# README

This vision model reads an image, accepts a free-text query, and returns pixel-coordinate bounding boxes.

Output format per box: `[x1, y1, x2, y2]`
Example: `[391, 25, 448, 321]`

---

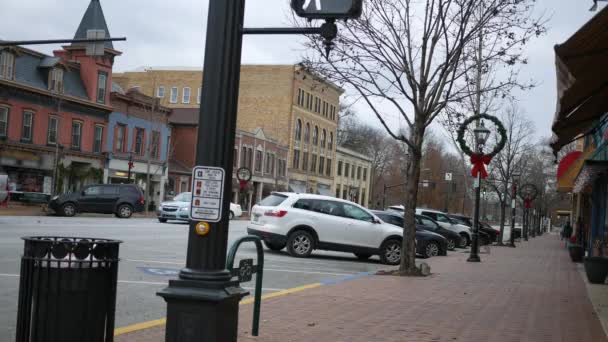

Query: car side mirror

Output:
[81, 191, 86, 196]
[373, 218, 381, 224]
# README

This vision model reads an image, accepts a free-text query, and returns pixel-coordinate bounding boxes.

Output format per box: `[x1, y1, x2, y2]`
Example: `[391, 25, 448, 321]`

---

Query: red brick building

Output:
[0, 0, 120, 197]
[168, 108, 289, 212]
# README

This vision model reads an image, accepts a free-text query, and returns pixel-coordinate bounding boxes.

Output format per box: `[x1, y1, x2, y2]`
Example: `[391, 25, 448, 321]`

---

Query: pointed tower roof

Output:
[72, 0, 113, 49]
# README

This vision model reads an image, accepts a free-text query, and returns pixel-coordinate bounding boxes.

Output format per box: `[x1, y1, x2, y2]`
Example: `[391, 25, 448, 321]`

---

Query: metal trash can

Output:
[16, 236, 122, 342]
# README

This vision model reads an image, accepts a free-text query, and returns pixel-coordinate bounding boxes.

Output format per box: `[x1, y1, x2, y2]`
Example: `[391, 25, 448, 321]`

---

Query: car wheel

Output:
[264, 241, 285, 251]
[229, 211, 235, 220]
[61, 203, 76, 217]
[458, 234, 469, 248]
[424, 242, 440, 258]
[380, 239, 401, 265]
[158, 218, 168, 223]
[446, 238, 456, 251]
[286, 231, 314, 258]
[117, 204, 133, 219]
[354, 253, 372, 260]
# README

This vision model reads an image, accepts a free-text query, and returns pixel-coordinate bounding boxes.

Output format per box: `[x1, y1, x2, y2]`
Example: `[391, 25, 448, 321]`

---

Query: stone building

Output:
[333, 146, 372, 207]
[114, 65, 342, 198]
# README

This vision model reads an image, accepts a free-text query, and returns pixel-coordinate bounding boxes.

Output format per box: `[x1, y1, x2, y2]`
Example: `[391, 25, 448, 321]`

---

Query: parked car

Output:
[157, 192, 192, 222]
[371, 210, 448, 258]
[416, 208, 472, 248]
[415, 215, 462, 251]
[448, 214, 499, 245]
[387, 205, 404, 214]
[230, 203, 243, 220]
[0, 174, 8, 203]
[247, 192, 407, 265]
[49, 184, 145, 218]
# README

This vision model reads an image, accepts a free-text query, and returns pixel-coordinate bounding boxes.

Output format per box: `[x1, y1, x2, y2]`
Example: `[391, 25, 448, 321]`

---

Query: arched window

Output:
[295, 119, 302, 141]
[304, 122, 310, 143]
[328, 132, 334, 150]
[313, 126, 319, 145]
[321, 129, 326, 148]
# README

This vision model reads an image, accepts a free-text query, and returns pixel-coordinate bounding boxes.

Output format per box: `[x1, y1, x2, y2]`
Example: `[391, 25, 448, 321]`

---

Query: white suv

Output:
[416, 208, 472, 247]
[247, 193, 406, 265]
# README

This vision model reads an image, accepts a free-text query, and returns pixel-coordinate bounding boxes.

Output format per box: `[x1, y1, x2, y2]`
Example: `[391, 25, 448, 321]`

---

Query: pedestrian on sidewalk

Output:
[562, 221, 572, 246]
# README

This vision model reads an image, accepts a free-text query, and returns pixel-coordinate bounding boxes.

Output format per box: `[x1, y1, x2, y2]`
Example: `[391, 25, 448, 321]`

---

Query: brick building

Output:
[113, 65, 342, 197]
[167, 108, 288, 213]
[0, 0, 120, 198]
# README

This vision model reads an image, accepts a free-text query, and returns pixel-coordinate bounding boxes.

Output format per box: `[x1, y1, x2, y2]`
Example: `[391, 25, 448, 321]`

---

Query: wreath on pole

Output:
[456, 114, 508, 179]
[518, 183, 538, 209]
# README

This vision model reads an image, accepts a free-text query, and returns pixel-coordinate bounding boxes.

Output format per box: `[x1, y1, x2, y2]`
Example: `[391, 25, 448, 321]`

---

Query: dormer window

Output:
[49, 68, 64, 93]
[0, 50, 15, 80]
[97, 71, 108, 104]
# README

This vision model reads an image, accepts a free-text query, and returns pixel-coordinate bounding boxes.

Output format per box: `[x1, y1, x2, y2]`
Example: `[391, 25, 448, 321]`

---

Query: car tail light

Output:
[139, 195, 144, 205]
[264, 210, 287, 217]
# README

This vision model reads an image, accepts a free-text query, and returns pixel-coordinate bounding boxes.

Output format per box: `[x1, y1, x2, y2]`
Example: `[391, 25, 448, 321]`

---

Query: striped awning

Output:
[557, 148, 594, 192]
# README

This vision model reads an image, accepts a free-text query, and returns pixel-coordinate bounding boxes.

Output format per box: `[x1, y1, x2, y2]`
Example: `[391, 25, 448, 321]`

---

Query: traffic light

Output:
[291, 0, 363, 19]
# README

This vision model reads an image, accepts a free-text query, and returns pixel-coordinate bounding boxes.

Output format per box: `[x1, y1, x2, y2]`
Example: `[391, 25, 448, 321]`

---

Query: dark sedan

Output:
[415, 215, 463, 251]
[372, 211, 448, 258]
[448, 214, 498, 244]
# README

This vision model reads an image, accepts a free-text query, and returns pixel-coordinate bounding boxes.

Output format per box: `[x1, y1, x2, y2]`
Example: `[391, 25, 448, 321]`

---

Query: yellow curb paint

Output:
[113, 282, 322, 336]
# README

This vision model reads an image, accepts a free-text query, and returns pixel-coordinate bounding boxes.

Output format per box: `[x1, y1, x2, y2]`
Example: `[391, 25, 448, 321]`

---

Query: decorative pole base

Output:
[467, 255, 481, 262]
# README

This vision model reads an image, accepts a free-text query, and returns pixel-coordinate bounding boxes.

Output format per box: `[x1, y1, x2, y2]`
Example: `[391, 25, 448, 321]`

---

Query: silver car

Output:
[157, 192, 192, 223]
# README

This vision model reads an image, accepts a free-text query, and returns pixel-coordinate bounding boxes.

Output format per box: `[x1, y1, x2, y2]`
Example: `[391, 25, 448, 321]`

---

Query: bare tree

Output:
[302, 0, 545, 274]
[485, 103, 535, 243]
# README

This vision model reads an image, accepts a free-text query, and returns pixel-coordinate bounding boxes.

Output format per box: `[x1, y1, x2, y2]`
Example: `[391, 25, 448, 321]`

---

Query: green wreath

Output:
[456, 114, 507, 158]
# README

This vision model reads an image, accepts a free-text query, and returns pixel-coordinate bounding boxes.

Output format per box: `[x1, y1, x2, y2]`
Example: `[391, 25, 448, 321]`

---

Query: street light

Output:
[467, 121, 491, 263]
[508, 172, 521, 247]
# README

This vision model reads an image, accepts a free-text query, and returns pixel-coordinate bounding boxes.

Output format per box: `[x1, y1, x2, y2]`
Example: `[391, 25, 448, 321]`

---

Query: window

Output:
[233, 147, 238, 168]
[259, 193, 288, 206]
[313, 126, 318, 145]
[315, 97, 320, 113]
[304, 123, 310, 143]
[306, 93, 311, 109]
[302, 151, 309, 171]
[47, 116, 58, 145]
[295, 119, 302, 141]
[363, 168, 367, 181]
[0, 51, 15, 80]
[319, 156, 325, 175]
[293, 198, 314, 211]
[342, 203, 373, 222]
[240, 146, 247, 168]
[93, 125, 103, 153]
[49, 68, 64, 93]
[102, 185, 120, 195]
[351, 165, 355, 178]
[150, 131, 161, 159]
[321, 129, 326, 148]
[312, 200, 343, 216]
[311, 154, 317, 172]
[328, 132, 333, 150]
[255, 150, 263, 172]
[134, 128, 145, 155]
[326, 159, 331, 176]
[434, 213, 453, 224]
[337, 161, 342, 176]
[336, 188, 340, 198]
[115, 124, 126, 152]
[419, 216, 439, 229]
[344, 163, 350, 178]
[84, 186, 102, 196]
[297, 89, 304, 106]
[197, 88, 201, 104]
[343, 189, 347, 199]
[157, 86, 165, 98]
[21, 111, 33, 142]
[361, 191, 366, 207]
[293, 149, 300, 169]
[0, 106, 8, 137]
[170, 87, 178, 103]
[97, 71, 107, 104]
[182, 87, 191, 104]
[357, 166, 361, 180]
[71, 121, 82, 149]
[247, 147, 253, 169]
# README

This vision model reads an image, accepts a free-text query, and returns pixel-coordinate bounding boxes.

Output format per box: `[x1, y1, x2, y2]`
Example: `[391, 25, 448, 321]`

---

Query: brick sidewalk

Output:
[116, 235, 607, 342]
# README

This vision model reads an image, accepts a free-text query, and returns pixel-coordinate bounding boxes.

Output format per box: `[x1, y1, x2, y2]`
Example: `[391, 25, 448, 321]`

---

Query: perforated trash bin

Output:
[16, 237, 122, 342]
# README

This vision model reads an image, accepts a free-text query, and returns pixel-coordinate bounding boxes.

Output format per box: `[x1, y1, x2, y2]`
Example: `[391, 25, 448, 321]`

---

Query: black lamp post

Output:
[508, 172, 520, 247]
[467, 121, 491, 263]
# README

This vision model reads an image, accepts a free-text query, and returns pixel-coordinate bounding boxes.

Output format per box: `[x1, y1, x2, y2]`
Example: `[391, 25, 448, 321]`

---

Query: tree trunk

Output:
[399, 123, 424, 275]
[498, 200, 506, 245]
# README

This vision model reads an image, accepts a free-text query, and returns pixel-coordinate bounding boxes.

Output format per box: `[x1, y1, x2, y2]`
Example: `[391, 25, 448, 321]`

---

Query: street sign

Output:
[291, 0, 363, 19]
[445, 173, 453, 181]
[190, 166, 225, 222]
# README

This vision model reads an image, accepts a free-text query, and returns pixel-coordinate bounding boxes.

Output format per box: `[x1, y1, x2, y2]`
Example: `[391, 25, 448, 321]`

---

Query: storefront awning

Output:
[552, 6, 608, 152]
[557, 148, 594, 192]
[573, 142, 608, 193]
[1, 149, 41, 161]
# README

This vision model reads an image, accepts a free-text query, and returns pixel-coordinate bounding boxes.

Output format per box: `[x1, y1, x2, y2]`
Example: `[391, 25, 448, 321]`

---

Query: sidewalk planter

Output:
[584, 256, 608, 284]
[568, 244, 584, 262]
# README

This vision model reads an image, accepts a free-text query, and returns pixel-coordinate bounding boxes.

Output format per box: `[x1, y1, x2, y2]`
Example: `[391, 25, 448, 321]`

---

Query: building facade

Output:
[113, 65, 342, 197]
[0, 0, 119, 199]
[333, 146, 372, 207]
[105, 88, 171, 207]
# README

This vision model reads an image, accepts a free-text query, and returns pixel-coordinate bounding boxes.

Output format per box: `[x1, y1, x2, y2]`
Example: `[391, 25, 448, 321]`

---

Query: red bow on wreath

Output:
[470, 153, 492, 179]
[524, 198, 532, 209]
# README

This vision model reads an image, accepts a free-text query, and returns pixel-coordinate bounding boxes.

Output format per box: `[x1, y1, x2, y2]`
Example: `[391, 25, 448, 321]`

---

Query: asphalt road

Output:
[0, 216, 389, 340]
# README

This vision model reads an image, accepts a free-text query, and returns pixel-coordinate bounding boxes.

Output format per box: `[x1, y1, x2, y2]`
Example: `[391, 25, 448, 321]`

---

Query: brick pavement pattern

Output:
[116, 235, 607, 342]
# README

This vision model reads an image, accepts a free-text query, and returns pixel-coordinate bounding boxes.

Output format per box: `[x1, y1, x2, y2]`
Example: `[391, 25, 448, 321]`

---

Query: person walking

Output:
[562, 221, 573, 246]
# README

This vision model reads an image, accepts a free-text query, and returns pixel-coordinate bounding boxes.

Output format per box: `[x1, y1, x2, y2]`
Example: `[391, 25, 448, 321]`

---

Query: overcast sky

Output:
[1, 0, 602, 141]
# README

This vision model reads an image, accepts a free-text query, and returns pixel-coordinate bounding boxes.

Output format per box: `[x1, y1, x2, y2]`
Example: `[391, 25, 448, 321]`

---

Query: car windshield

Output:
[173, 192, 192, 202]
[259, 194, 288, 206]
[450, 216, 468, 225]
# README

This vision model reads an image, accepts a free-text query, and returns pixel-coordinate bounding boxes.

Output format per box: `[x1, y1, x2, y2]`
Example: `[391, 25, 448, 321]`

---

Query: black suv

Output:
[49, 184, 145, 218]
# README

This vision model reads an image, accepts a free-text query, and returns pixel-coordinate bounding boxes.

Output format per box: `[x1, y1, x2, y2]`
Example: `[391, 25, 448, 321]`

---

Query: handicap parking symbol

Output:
[138, 267, 180, 277]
